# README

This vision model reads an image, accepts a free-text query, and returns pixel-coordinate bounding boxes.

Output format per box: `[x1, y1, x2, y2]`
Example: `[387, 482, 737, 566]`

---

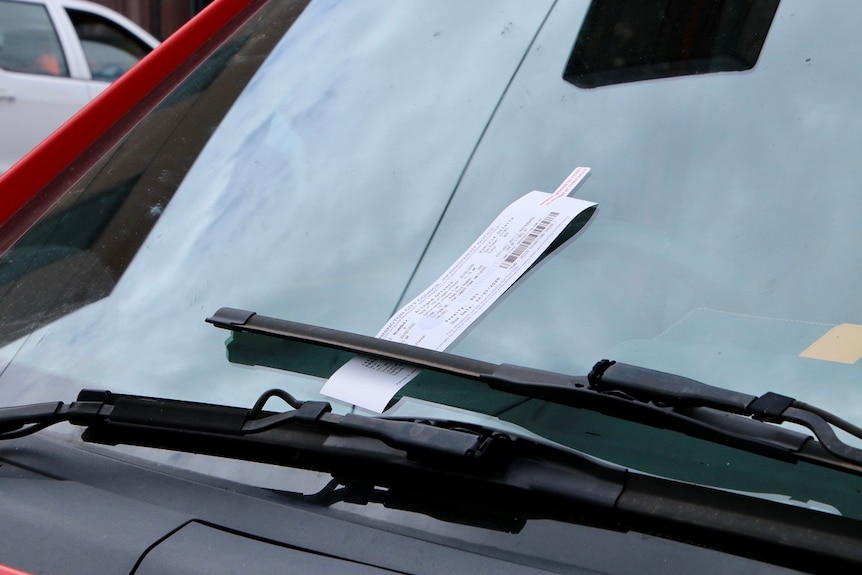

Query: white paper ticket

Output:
[321, 168, 595, 412]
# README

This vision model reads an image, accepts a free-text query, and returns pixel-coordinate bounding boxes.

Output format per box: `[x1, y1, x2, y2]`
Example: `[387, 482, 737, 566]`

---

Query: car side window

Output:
[0, 0, 69, 77]
[66, 8, 150, 81]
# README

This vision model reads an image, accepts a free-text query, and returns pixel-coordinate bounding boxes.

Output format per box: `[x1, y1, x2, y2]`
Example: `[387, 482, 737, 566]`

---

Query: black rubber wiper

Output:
[206, 307, 862, 474]
[0, 389, 497, 463]
[589, 359, 862, 467]
[1, 386, 861, 572]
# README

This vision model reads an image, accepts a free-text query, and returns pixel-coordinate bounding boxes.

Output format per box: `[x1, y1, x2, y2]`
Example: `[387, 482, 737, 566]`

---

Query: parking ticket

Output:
[322, 167, 596, 412]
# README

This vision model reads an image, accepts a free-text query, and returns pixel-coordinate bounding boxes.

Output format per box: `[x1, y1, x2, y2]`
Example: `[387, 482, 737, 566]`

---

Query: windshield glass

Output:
[1, 0, 861, 514]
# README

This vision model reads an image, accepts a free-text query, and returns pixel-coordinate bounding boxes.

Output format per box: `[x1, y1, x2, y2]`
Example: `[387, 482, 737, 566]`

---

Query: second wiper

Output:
[207, 307, 862, 473]
[4, 386, 862, 572]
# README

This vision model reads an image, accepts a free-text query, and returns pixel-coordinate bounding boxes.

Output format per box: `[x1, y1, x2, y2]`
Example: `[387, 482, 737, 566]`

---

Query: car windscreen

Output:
[0, 0, 860, 515]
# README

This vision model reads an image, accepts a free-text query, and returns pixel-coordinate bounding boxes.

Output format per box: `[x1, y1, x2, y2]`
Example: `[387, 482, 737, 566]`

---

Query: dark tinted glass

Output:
[564, 0, 781, 88]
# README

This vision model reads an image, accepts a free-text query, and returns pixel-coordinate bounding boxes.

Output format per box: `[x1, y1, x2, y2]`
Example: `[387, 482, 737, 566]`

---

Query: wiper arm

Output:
[2, 387, 862, 572]
[589, 360, 862, 466]
[0, 390, 495, 463]
[0, 388, 626, 527]
[206, 307, 862, 472]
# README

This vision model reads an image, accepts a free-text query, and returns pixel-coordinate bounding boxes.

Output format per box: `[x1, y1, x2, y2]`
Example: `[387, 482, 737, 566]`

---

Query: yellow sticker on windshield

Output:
[799, 324, 862, 364]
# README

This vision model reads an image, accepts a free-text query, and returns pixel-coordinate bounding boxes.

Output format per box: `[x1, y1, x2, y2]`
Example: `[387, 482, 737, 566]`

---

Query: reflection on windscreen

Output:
[0, 1, 294, 346]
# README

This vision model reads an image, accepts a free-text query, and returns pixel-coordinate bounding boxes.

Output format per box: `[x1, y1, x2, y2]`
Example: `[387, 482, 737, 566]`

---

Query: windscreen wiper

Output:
[206, 307, 862, 473]
[1, 387, 861, 572]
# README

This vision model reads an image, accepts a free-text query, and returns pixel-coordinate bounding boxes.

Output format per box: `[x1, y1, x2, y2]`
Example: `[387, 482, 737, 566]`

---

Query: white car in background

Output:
[0, 0, 158, 173]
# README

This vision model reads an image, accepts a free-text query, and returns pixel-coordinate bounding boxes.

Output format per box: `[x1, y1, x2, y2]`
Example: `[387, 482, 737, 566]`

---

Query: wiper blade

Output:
[207, 307, 862, 472]
[2, 387, 862, 572]
[0, 390, 494, 462]
[0, 388, 626, 526]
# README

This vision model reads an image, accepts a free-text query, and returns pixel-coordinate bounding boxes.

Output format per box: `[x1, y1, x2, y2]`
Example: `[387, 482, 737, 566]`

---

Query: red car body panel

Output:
[0, 0, 260, 252]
